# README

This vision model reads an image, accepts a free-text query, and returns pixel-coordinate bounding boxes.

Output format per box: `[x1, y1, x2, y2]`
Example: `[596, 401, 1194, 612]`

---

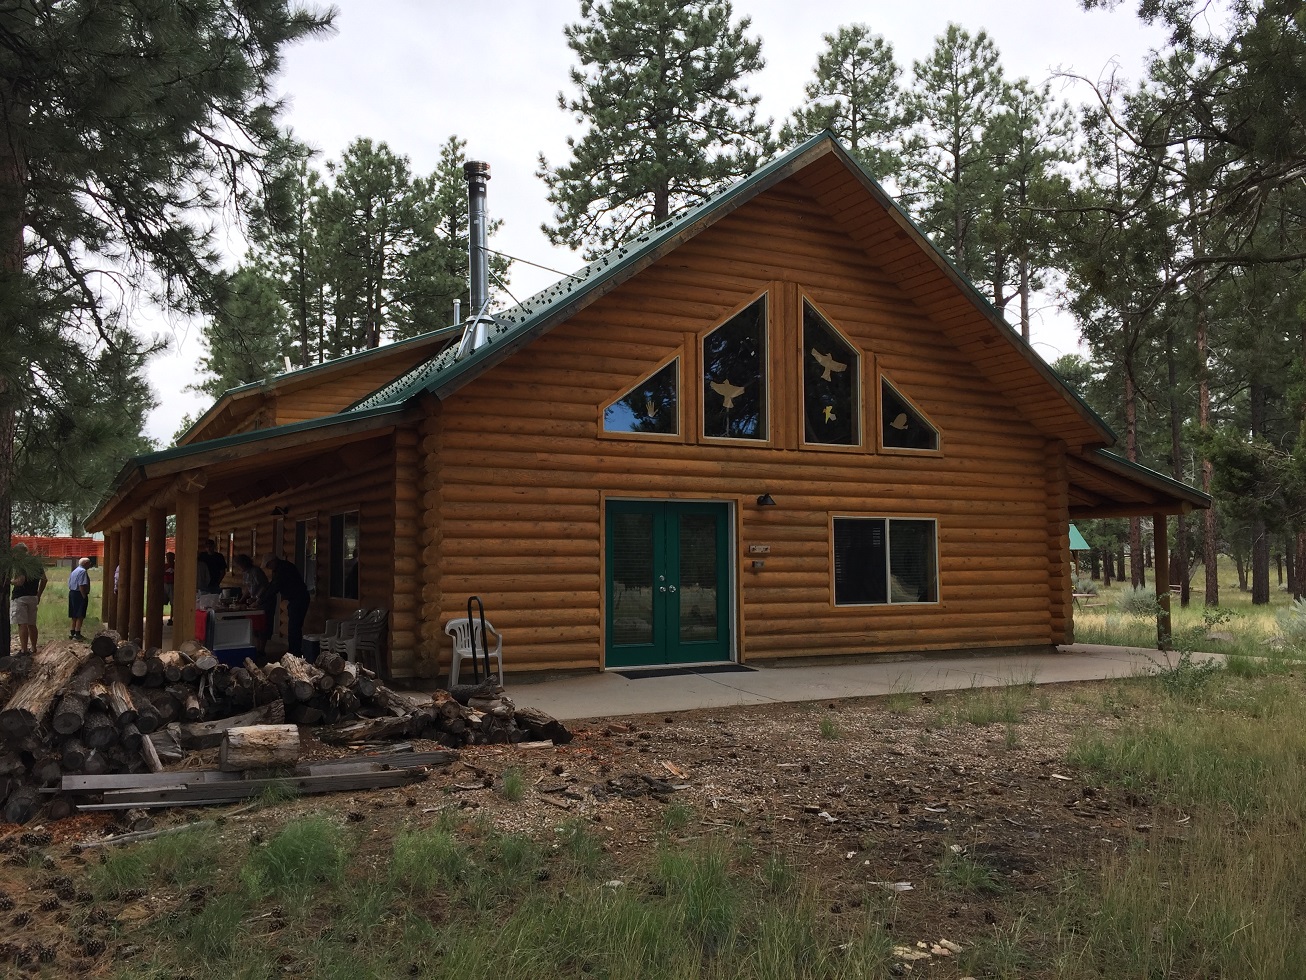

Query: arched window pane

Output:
[803, 301, 859, 445]
[881, 378, 939, 450]
[604, 359, 679, 435]
[703, 297, 767, 440]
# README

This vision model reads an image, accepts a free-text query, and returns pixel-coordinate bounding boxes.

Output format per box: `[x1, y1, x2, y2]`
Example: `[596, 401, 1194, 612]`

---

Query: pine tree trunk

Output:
[1019, 253, 1031, 343]
[1124, 370, 1144, 588]
[1101, 548, 1111, 587]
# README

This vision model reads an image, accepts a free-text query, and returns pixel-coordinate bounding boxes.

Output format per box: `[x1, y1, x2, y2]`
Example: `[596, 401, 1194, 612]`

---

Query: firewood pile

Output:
[0, 631, 571, 824]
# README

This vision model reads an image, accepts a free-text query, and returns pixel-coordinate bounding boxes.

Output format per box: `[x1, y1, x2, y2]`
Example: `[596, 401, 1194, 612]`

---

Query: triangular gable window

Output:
[881, 377, 939, 451]
[603, 358, 679, 436]
[802, 300, 859, 446]
[703, 296, 767, 441]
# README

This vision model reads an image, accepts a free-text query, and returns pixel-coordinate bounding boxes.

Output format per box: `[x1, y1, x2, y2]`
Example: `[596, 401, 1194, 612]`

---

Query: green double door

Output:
[605, 501, 732, 667]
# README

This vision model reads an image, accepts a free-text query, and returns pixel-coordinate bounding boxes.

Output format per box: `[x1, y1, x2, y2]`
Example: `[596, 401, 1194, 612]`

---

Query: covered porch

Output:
[85, 407, 422, 677]
[1067, 448, 1211, 650]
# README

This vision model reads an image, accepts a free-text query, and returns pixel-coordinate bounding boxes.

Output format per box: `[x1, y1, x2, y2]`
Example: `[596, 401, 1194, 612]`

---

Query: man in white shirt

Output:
[67, 557, 91, 641]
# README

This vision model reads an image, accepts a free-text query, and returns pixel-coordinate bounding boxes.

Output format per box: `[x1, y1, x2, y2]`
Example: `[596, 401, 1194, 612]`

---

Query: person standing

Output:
[9, 544, 47, 655]
[199, 539, 227, 594]
[163, 551, 175, 625]
[259, 555, 310, 655]
[67, 557, 92, 641]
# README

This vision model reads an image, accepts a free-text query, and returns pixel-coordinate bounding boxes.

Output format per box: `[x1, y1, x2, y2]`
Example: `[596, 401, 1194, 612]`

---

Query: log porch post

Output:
[102, 530, 119, 628]
[145, 507, 166, 649]
[171, 483, 201, 648]
[1154, 512, 1172, 651]
[115, 523, 133, 636]
[127, 516, 146, 643]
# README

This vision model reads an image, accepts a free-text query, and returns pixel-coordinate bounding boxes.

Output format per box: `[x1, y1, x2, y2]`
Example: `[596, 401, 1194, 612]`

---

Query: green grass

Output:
[499, 765, 525, 801]
[240, 814, 348, 898]
[89, 826, 222, 899]
[1051, 671, 1306, 978]
[818, 715, 841, 739]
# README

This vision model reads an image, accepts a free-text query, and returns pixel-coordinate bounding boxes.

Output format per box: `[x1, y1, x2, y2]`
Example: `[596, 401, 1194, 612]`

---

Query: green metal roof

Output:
[1068, 523, 1090, 550]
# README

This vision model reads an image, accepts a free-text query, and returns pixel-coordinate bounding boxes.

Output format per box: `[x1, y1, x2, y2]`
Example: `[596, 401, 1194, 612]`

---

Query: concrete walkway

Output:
[510, 645, 1218, 722]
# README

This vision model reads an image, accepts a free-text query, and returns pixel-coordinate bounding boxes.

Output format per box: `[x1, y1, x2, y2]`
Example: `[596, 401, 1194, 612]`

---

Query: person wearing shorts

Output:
[9, 543, 46, 654]
[67, 557, 91, 641]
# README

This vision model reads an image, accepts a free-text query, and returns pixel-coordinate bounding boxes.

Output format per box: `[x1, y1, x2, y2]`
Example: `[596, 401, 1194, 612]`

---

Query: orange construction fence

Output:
[12, 535, 178, 563]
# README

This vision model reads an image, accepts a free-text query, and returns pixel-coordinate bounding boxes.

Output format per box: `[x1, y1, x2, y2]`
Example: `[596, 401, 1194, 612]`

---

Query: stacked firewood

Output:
[0, 631, 570, 824]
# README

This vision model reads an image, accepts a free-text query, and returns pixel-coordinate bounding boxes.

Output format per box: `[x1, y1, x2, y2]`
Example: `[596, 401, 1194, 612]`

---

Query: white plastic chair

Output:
[340, 609, 387, 672]
[444, 617, 504, 687]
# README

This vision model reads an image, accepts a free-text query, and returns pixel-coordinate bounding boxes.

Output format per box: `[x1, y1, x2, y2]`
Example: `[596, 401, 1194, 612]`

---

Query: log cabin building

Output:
[86, 134, 1207, 679]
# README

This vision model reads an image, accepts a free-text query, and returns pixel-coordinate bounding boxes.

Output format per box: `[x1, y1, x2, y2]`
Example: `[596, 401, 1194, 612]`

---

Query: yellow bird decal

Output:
[710, 379, 746, 409]
[810, 349, 847, 382]
[822, 405, 836, 423]
[890, 412, 909, 430]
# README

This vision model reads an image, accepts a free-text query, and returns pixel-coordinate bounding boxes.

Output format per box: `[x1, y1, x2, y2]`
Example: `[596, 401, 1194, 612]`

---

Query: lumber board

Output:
[94, 769, 425, 806]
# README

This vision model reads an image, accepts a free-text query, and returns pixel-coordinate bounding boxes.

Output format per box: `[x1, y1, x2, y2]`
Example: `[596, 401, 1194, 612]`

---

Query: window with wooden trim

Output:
[603, 357, 680, 436]
[329, 511, 359, 600]
[881, 377, 939, 451]
[833, 517, 938, 605]
[802, 300, 859, 445]
[703, 296, 768, 440]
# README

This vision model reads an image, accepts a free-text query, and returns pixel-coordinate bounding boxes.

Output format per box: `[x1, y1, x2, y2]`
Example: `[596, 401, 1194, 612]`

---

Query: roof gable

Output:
[349, 132, 1114, 451]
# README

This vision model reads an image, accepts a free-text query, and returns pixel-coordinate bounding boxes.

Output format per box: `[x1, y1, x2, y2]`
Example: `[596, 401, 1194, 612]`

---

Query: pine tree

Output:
[539, 0, 774, 255]
[0, 0, 332, 644]
[900, 24, 1008, 284]
[194, 262, 291, 398]
[781, 25, 905, 180]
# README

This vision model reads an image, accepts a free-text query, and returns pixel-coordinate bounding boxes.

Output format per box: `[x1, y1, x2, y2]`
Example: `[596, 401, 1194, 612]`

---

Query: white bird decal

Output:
[810, 349, 847, 382]
[890, 412, 909, 430]
[710, 379, 746, 409]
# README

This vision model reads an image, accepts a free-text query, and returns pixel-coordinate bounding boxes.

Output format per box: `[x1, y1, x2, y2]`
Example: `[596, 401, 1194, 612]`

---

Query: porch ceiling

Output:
[87, 413, 404, 531]
[1067, 450, 1209, 518]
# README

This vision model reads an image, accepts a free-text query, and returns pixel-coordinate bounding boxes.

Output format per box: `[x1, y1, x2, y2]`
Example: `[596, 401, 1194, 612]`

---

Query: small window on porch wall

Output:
[603, 358, 679, 436]
[703, 296, 767, 440]
[881, 377, 939, 451]
[329, 511, 359, 600]
[803, 300, 859, 445]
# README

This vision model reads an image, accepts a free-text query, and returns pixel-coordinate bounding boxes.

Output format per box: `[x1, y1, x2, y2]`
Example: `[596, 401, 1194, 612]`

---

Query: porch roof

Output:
[1067, 449, 1210, 518]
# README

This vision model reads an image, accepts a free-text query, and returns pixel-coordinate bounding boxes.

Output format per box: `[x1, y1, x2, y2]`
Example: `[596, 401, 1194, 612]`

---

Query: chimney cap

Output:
[463, 160, 491, 180]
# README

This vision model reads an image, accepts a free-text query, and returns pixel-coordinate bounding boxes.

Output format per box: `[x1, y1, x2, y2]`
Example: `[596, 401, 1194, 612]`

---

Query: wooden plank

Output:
[96, 769, 425, 806]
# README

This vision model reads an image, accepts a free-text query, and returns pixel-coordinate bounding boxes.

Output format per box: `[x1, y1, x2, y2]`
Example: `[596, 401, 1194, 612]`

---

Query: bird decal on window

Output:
[810, 349, 847, 382]
[890, 412, 909, 430]
[710, 379, 746, 409]
[645, 398, 658, 418]
[823, 404, 836, 423]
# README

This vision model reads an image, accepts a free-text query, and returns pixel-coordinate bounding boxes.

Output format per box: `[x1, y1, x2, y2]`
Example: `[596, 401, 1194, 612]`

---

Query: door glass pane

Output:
[678, 514, 719, 643]
[611, 512, 655, 645]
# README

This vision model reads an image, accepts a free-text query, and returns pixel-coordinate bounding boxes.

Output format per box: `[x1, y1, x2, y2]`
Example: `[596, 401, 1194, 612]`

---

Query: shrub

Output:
[1274, 598, 1306, 652]
[1071, 572, 1098, 596]
[1115, 585, 1160, 616]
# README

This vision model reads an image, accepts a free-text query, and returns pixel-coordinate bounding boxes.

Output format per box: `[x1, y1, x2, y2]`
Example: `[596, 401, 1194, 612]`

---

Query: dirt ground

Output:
[0, 680, 1167, 976]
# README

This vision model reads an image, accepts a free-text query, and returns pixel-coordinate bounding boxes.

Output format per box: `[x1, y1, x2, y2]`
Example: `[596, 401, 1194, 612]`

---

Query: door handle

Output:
[659, 586, 667, 593]
[668, 585, 677, 593]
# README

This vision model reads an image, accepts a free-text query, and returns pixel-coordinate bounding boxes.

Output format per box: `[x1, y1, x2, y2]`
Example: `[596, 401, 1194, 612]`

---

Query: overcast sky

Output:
[143, 0, 1170, 442]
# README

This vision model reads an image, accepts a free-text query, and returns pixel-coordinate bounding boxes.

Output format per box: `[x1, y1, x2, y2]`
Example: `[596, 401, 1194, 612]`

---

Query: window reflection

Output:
[703, 297, 767, 440]
[802, 301, 859, 445]
[881, 378, 939, 450]
[603, 359, 679, 435]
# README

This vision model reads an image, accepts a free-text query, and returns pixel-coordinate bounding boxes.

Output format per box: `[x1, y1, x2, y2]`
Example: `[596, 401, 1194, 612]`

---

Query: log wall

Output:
[426, 181, 1067, 670]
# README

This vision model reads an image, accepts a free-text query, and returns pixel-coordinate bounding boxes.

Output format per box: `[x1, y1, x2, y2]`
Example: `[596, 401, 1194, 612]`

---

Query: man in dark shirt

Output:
[199, 539, 227, 594]
[260, 555, 310, 655]
[9, 544, 47, 654]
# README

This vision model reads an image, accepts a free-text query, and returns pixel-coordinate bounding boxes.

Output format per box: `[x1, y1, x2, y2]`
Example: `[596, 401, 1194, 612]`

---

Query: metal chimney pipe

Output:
[464, 161, 491, 318]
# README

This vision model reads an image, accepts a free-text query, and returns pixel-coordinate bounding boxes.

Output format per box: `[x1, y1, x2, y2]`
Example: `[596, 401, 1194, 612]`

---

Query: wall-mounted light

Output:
[756, 493, 776, 507]
[271, 506, 290, 517]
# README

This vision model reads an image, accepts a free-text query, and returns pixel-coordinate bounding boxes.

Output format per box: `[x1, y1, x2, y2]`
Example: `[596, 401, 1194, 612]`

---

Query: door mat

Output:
[616, 664, 757, 680]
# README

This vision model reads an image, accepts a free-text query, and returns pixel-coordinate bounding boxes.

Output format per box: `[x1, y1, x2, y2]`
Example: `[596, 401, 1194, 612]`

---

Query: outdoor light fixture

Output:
[271, 506, 290, 517]
[756, 493, 776, 507]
